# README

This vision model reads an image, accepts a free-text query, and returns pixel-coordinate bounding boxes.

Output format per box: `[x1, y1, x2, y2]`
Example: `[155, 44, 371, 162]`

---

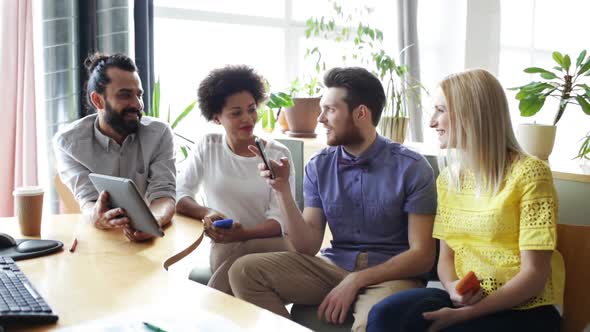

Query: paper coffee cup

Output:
[13, 186, 44, 236]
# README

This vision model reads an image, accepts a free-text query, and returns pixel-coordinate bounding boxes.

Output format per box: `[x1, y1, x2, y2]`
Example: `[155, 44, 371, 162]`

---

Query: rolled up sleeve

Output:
[145, 125, 176, 203]
[53, 136, 98, 207]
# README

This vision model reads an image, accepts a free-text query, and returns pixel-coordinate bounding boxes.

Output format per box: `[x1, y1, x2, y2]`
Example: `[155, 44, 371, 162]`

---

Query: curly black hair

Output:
[197, 65, 267, 121]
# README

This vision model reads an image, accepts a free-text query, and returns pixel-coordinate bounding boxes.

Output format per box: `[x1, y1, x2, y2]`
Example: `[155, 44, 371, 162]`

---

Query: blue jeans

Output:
[367, 288, 561, 332]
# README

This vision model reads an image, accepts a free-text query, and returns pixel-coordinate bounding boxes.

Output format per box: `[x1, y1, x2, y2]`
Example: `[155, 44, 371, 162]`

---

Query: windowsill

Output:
[264, 129, 590, 184]
[403, 142, 590, 183]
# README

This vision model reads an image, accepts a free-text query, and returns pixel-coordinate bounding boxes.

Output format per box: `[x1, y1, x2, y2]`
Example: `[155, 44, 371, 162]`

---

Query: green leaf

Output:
[576, 50, 587, 68]
[514, 82, 553, 93]
[261, 108, 275, 130]
[580, 83, 590, 92]
[375, 29, 383, 41]
[524, 67, 557, 79]
[563, 54, 571, 71]
[519, 95, 546, 116]
[577, 95, 590, 115]
[579, 59, 590, 76]
[552, 51, 565, 67]
[180, 146, 188, 159]
[515, 90, 529, 100]
[540, 72, 557, 79]
[171, 100, 197, 129]
[576, 133, 590, 159]
[267, 92, 294, 109]
[524, 67, 551, 74]
[256, 106, 265, 123]
[152, 78, 160, 118]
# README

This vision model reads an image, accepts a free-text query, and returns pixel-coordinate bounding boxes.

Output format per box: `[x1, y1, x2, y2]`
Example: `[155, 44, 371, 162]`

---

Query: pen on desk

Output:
[143, 321, 167, 332]
[69, 237, 78, 253]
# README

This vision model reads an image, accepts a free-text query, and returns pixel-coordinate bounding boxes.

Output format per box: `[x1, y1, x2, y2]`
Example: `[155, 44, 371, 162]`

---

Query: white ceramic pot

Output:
[516, 124, 557, 161]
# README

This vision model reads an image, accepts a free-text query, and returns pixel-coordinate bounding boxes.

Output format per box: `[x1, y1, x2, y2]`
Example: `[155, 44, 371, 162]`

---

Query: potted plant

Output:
[280, 75, 323, 137]
[511, 50, 590, 161]
[151, 78, 197, 161]
[257, 91, 294, 133]
[299, 1, 423, 143]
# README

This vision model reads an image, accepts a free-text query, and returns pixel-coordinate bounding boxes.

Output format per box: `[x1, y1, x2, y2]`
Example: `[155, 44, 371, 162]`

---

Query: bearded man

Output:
[53, 53, 175, 242]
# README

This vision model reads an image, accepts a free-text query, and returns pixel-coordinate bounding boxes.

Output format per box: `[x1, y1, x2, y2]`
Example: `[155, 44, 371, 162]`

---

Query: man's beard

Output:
[104, 101, 142, 136]
[327, 115, 364, 146]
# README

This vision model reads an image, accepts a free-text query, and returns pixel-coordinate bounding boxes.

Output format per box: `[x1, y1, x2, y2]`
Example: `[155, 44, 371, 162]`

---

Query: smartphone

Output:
[213, 218, 234, 229]
[255, 137, 276, 179]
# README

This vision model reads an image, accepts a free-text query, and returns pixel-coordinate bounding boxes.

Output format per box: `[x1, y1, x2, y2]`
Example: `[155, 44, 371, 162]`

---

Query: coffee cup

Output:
[13, 186, 44, 236]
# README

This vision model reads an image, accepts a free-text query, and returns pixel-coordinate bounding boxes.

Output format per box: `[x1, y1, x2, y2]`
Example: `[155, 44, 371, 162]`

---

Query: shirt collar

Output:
[93, 117, 111, 151]
[93, 116, 137, 151]
[338, 134, 386, 163]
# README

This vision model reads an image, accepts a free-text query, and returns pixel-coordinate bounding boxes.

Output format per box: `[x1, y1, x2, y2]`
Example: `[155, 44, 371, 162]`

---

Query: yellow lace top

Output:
[433, 156, 565, 309]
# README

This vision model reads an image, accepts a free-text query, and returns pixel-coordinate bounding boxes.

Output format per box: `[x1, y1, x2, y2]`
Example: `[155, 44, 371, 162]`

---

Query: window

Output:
[154, 1, 397, 139]
[499, 0, 590, 161]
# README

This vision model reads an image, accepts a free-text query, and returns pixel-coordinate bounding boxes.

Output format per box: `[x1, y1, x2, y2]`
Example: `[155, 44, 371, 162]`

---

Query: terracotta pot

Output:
[277, 110, 289, 132]
[378, 116, 408, 143]
[284, 97, 321, 138]
[516, 124, 556, 161]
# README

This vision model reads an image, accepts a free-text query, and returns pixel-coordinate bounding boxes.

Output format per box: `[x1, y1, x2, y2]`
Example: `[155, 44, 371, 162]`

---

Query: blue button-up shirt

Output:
[303, 135, 437, 271]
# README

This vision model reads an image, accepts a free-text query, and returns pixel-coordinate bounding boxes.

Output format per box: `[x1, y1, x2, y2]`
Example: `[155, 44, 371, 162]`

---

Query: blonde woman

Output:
[367, 69, 564, 332]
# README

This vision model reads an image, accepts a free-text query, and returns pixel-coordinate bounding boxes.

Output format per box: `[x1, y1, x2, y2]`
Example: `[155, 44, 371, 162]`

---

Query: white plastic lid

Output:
[13, 186, 44, 196]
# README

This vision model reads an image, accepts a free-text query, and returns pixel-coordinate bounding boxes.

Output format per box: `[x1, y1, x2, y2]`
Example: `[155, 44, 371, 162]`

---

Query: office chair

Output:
[54, 174, 81, 213]
[276, 138, 304, 210]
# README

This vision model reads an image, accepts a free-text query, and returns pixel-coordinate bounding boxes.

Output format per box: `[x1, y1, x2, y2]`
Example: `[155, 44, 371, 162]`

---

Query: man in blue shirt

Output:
[229, 67, 437, 331]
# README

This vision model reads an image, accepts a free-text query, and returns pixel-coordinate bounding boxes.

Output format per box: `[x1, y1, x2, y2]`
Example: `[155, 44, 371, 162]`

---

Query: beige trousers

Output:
[228, 251, 424, 332]
[207, 237, 289, 294]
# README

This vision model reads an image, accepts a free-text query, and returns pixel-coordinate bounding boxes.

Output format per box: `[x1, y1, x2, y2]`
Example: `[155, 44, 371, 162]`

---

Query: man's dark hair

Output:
[197, 65, 267, 121]
[84, 52, 137, 112]
[323, 67, 386, 126]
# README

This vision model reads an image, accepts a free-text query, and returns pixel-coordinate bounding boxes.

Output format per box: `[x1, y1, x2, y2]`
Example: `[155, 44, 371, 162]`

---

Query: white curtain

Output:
[0, 0, 38, 216]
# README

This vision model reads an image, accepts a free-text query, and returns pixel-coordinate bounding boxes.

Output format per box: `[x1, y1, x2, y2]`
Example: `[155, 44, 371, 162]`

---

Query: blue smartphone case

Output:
[213, 218, 234, 229]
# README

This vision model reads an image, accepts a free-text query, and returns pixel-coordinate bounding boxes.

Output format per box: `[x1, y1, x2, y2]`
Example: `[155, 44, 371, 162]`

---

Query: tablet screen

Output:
[88, 173, 164, 237]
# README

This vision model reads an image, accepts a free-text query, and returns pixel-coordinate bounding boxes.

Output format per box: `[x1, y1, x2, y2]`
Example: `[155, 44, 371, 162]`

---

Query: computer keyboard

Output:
[0, 256, 58, 324]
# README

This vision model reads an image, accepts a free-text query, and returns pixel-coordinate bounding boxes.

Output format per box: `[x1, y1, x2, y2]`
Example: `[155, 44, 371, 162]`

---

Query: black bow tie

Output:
[338, 157, 370, 170]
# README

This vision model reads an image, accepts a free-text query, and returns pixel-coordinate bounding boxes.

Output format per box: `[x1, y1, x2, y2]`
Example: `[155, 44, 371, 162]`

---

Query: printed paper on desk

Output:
[56, 312, 243, 332]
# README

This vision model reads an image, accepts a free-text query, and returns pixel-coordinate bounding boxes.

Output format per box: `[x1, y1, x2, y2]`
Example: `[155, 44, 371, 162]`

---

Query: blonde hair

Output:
[439, 69, 524, 194]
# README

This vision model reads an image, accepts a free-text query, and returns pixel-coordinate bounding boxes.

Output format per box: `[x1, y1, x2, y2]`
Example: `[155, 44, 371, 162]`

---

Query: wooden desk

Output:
[0, 214, 308, 331]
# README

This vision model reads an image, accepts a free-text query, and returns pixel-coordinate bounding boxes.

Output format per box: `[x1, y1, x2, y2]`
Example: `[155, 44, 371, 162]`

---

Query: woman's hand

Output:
[202, 210, 227, 239]
[423, 307, 473, 332]
[208, 221, 248, 243]
[446, 279, 484, 307]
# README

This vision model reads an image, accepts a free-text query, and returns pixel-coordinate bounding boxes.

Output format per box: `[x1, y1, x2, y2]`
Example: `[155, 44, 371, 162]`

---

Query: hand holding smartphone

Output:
[212, 218, 234, 229]
[255, 137, 276, 179]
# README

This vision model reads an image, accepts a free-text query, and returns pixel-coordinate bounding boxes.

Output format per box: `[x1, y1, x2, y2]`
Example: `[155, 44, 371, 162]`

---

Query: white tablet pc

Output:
[88, 173, 164, 237]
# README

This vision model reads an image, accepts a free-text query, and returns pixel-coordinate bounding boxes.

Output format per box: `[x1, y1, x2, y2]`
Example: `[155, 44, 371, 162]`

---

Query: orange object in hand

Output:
[455, 271, 481, 295]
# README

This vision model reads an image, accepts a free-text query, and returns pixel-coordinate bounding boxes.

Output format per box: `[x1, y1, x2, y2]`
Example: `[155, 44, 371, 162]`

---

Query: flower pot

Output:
[516, 124, 556, 161]
[378, 116, 408, 143]
[277, 110, 289, 132]
[284, 97, 321, 138]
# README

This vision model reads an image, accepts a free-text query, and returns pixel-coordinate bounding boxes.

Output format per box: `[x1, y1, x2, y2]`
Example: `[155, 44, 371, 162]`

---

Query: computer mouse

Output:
[0, 233, 17, 249]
